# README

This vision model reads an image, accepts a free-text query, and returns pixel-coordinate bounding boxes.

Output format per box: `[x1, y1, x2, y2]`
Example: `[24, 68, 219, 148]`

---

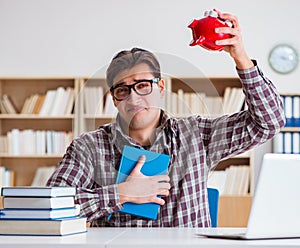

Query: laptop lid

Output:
[245, 153, 300, 239]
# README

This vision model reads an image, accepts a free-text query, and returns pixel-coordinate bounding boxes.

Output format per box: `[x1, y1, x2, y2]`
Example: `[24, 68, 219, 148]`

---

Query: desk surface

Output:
[1, 228, 300, 248]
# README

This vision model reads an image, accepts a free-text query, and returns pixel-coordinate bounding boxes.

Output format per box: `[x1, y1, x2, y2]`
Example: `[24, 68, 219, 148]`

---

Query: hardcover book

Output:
[1, 186, 76, 197]
[3, 196, 75, 209]
[116, 145, 170, 220]
[0, 217, 87, 236]
[0, 205, 80, 219]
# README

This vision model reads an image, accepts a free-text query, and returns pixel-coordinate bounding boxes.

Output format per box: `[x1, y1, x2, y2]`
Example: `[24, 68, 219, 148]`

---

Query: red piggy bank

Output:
[188, 10, 231, 51]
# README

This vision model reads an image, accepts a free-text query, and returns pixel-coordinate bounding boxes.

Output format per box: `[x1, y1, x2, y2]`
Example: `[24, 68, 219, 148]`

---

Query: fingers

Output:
[214, 8, 240, 29]
[130, 155, 146, 175]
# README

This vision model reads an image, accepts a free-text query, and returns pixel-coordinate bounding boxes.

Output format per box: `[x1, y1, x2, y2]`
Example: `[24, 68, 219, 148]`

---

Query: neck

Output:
[128, 112, 161, 146]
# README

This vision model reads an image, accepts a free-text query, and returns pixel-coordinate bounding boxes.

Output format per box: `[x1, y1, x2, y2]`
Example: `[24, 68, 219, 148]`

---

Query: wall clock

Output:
[268, 44, 298, 74]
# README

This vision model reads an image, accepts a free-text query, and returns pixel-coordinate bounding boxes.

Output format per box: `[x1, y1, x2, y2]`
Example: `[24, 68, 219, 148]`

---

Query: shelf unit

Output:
[272, 93, 300, 154]
[77, 77, 116, 134]
[0, 77, 80, 186]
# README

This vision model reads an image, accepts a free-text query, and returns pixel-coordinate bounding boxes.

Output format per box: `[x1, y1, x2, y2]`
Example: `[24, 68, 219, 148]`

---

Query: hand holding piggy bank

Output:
[188, 9, 232, 51]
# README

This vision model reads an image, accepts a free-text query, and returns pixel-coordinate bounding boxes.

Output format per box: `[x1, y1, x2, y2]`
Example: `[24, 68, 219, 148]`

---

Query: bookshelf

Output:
[0, 77, 79, 186]
[0, 76, 253, 227]
[273, 94, 300, 154]
[77, 77, 117, 134]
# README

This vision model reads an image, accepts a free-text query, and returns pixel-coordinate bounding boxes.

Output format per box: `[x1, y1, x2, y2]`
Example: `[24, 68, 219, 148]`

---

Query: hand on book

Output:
[118, 155, 170, 205]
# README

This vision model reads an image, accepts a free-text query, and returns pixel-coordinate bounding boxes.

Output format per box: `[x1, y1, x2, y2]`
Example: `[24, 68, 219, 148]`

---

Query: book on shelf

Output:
[2, 196, 75, 209]
[64, 87, 75, 114]
[49, 86, 66, 116]
[5, 129, 73, 155]
[273, 131, 300, 154]
[1, 94, 18, 114]
[84, 86, 104, 116]
[0, 217, 87, 236]
[114, 145, 170, 220]
[208, 165, 250, 196]
[0, 205, 80, 219]
[103, 93, 118, 116]
[31, 166, 56, 187]
[1, 186, 76, 197]
[39, 89, 56, 115]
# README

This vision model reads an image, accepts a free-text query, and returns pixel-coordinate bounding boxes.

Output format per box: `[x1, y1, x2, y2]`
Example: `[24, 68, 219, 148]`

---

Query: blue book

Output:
[115, 145, 170, 220]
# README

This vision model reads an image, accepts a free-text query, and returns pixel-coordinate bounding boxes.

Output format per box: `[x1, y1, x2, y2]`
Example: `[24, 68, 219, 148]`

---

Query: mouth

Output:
[126, 106, 147, 113]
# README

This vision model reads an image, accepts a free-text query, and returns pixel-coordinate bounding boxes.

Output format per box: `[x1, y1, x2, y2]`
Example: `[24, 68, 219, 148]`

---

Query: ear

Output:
[159, 79, 165, 97]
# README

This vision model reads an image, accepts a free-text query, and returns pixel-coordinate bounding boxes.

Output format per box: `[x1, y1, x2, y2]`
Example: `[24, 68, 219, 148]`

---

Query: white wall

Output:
[0, 0, 299, 93]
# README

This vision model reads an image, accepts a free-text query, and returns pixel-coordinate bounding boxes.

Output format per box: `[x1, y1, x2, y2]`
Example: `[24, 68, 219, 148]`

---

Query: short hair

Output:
[106, 48, 161, 87]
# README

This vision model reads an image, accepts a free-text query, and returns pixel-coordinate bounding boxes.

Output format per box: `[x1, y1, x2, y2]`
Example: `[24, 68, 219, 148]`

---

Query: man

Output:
[47, 10, 285, 227]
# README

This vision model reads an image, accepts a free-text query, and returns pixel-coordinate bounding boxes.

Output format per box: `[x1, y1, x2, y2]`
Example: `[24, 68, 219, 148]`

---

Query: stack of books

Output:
[0, 186, 87, 236]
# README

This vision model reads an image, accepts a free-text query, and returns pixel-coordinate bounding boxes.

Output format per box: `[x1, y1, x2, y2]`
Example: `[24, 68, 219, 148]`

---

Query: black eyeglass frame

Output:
[109, 77, 160, 101]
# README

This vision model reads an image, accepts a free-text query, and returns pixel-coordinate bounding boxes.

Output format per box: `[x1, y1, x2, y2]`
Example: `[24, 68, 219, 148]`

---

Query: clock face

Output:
[268, 44, 298, 74]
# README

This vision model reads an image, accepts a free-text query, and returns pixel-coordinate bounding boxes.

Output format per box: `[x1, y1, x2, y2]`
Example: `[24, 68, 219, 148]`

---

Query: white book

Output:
[284, 132, 292, 154]
[2, 94, 17, 114]
[35, 130, 46, 154]
[64, 87, 75, 114]
[95, 86, 104, 116]
[183, 92, 191, 115]
[39, 90, 56, 115]
[20, 129, 35, 154]
[20, 95, 32, 114]
[26, 94, 39, 114]
[231, 88, 245, 113]
[0, 206, 79, 219]
[46, 130, 53, 154]
[84, 87, 92, 115]
[240, 166, 250, 195]
[226, 88, 238, 114]
[1, 186, 76, 197]
[222, 87, 232, 114]
[293, 96, 300, 119]
[284, 96, 293, 119]
[31, 166, 56, 187]
[103, 93, 118, 116]
[9, 129, 20, 155]
[177, 89, 184, 115]
[0, 217, 87, 236]
[3, 196, 75, 209]
[171, 92, 177, 115]
[162, 77, 172, 115]
[292, 132, 300, 154]
[0, 166, 6, 191]
[273, 132, 283, 153]
[49, 87, 66, 116]
[207, 170, 227, 195]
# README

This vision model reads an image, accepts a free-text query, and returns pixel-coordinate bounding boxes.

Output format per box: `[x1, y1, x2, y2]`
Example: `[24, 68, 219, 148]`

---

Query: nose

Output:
[126, 88, 141, 103]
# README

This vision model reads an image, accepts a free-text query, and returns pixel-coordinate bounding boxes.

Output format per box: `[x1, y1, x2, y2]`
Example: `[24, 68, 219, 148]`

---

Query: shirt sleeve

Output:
[206, 60, 286, 168]
[46, 137, 123, 222]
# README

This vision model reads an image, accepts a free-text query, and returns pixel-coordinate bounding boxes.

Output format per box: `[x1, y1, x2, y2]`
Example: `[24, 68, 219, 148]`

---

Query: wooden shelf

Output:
[218, 195, 252, 227]
[0, 114, 74, 119]
[0, 154, 64, 158]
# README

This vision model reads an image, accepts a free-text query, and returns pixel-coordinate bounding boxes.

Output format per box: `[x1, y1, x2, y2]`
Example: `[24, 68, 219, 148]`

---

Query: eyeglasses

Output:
[110, 78, 160, 101]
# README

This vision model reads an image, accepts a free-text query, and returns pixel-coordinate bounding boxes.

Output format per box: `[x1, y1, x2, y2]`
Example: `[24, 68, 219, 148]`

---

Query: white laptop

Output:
[197, 153, 300, 239]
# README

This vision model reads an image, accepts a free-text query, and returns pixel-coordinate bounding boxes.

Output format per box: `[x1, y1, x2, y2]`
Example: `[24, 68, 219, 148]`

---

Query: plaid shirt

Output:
[47, 62, 285, 227]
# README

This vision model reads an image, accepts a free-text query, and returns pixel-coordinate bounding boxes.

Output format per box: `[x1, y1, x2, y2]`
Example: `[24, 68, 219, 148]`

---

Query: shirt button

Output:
[108, 201, 113, 207]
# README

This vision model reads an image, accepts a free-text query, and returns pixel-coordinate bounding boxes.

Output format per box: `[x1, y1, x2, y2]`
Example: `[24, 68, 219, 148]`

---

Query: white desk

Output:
[1, 228, 300, 248]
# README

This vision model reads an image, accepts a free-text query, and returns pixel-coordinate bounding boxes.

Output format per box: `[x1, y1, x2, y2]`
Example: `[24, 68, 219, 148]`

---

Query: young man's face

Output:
[111, 63, 165, 132]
